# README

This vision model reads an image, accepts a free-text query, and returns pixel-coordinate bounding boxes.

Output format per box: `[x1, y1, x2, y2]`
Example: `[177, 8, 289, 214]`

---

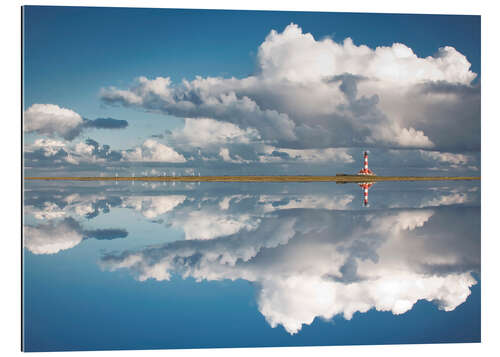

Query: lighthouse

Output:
[357, 151, 375, 206]
[357, 151, 375, 176]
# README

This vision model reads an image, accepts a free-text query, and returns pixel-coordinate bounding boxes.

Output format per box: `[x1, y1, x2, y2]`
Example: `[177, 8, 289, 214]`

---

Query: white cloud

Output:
[379, 126, 433, 148]
[218, 147, 233, 162]
[24, 192, 126, 223]
[122, 195, 186, 219]
[420, 150, 471, 166]
[258, 271, 475, 334]
[25, 202, 68, 220]
[423, 193, 469, 207]
[274, 147, 354, 163]
[25, 138, 78, 165]
[24, 219, 128, 255]
[25, 138, 121, 166]
[24, 103, 129, 145]
[24, 219, 84, 254]
[218, 195, 250, 211]
[368, 209, 434, 234]
[171, 118, 260, 148]
[24, 104, 84, 140]
[25, 198, 94, 220]
[174, 210, 260, 240]
[29, 138, 67, 150]
[165, 191, 357, 242]
[218, 147, 250, 164]
[122, 139, 186, 163]
[258, 194, 354, 212]
[258, 24, 475, 85]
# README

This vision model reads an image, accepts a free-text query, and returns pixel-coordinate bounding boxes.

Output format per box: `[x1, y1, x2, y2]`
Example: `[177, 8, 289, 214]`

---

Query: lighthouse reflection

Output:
[358, 182, 374, 207]
[24, 180, 480, 343]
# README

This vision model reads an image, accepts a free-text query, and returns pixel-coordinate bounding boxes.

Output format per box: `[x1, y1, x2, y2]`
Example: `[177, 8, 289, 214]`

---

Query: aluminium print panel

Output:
[22, 6, 480, 352]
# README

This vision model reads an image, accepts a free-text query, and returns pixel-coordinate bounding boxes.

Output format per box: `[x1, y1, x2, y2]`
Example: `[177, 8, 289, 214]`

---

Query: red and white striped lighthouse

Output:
[357, 151, 375, 176]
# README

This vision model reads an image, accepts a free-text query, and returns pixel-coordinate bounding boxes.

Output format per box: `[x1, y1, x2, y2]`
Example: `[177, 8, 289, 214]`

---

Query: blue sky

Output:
[23, 6, 481, 176]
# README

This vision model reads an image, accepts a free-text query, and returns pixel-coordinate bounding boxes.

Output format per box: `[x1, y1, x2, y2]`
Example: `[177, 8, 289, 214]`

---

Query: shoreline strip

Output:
[24, 176, 481, 183]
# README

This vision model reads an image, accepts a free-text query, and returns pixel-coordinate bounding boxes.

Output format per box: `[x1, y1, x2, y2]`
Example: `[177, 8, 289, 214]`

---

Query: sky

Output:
[22, 6, 481, 176]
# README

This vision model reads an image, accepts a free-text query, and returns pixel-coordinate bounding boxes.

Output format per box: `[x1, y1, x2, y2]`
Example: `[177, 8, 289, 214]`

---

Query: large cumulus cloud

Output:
[101, 23, 479, 151]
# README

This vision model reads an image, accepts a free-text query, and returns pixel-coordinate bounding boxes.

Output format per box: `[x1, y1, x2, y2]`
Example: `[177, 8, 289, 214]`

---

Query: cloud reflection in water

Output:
[89, 182, 480, 334]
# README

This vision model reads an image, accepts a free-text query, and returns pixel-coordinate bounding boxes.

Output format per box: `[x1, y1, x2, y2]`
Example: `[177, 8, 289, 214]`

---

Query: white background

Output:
[1, 0, 498, 356]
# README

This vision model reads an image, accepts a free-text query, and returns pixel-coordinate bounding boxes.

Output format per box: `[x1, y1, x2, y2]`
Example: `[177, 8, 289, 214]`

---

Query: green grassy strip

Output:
[25, 175, 480, 183]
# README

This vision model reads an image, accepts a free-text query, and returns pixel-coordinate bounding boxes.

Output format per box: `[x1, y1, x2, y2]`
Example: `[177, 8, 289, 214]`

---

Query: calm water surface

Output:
[22, 180, 481, 351]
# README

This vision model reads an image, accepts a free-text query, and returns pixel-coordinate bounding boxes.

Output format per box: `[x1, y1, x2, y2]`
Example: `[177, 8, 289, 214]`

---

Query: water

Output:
[22, 179, 481, 351]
